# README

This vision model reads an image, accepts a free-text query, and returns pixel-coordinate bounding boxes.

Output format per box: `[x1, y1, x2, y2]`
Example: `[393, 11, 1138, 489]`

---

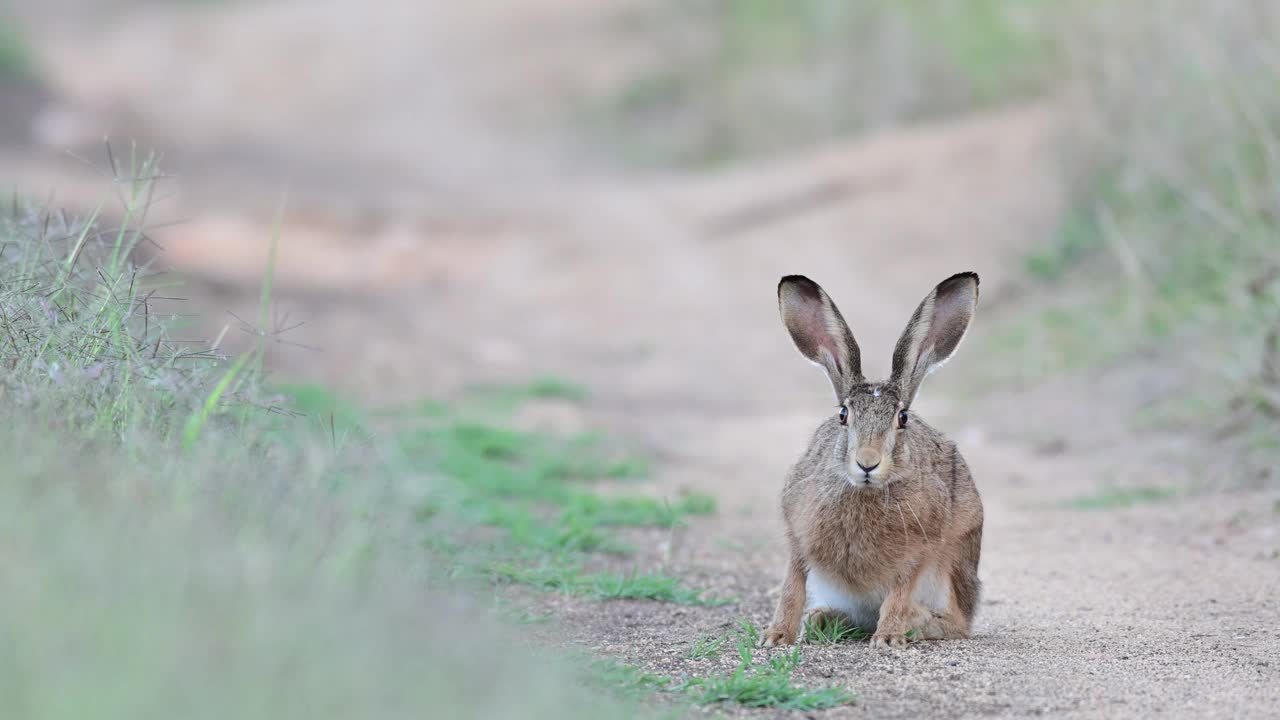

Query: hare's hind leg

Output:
[904, 527, 982, 640]
[949, 523, 983, 632]
[903, 561, 965, 640]
[914, 525, 982, 640]
[908, 602, 970, 640]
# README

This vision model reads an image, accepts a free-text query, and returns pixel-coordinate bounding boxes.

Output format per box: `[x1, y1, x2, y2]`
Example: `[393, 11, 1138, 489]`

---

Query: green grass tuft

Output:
[397, 399, 721, 602]
[684, 632, 728, 659]
[735, 618, 760, 654]
[561, 492, 716, 528]
[682, 620, 854, 711]
[524, 375, 592, 402]
[1063, 486, 1178, 511]
[488, 564, 732, 606]
[589, 659, 674, 699]
[267, 382, 370, 443]
[465, 375, 591, 408]
[681, 647, 854, 710]
[803, 614, 868, 645]
[603, 618, 855, 711]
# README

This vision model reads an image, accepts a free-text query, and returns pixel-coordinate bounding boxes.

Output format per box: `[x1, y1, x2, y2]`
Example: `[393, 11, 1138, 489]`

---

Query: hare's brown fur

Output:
[766, 273, 984, 649]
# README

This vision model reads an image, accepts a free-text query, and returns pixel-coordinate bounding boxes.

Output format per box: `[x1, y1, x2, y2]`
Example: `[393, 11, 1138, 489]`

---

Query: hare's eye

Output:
[898, 409, 909, 429]
[838, 406, 849, 425]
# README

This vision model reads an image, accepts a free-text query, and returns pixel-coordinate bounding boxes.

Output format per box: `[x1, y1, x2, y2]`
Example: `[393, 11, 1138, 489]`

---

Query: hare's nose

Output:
[854, 448, 882, 474]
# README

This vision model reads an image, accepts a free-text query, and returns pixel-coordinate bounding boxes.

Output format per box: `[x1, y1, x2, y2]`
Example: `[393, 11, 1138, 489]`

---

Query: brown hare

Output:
[763, 272, 984, 650]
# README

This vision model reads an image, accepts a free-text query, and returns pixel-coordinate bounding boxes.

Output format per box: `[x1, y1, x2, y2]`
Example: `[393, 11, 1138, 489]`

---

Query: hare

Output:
[762, 272, 984, 650]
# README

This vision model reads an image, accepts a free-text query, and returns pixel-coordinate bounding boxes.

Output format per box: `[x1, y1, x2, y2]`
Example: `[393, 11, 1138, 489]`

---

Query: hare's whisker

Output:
[904, 499, 930, 545]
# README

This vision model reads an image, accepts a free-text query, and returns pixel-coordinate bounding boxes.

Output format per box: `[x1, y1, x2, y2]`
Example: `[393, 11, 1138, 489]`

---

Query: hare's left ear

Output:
[778, 275, 863, 399]
[890, 272, 979, 404]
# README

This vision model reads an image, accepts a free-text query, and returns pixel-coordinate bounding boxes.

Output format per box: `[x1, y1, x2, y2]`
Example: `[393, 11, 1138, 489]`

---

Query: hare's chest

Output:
[801, 507, 906, 593]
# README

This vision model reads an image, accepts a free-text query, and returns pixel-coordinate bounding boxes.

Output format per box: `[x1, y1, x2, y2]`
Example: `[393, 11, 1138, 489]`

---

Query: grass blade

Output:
[182, 352, 251, 451]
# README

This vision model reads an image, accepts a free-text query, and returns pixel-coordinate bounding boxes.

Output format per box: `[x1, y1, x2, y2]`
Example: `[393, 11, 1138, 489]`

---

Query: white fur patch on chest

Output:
[805, 567, 884, 630]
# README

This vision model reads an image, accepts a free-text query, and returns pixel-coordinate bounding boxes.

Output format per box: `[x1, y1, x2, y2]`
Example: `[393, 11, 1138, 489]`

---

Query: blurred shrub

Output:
[1002, 0, 1280, 471]
[0, 8, 32, 80]
[594, 0, 1064, 166]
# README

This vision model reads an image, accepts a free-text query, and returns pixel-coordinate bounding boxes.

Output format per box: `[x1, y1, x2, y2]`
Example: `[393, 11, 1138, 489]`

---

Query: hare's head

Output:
[778, 272, 979, 488]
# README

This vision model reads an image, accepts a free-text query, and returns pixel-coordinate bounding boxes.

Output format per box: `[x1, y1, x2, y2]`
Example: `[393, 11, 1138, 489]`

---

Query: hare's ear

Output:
[778, 275, 863, 398]
[890, 272, 979, 403]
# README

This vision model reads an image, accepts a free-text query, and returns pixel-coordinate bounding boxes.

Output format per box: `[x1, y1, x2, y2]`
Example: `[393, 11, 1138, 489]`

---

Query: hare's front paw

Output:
[871, 631, 911, 650]
[761, 625, 798, 648]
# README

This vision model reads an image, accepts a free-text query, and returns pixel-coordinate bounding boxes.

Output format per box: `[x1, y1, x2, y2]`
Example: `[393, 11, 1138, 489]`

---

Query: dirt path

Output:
[526, 108, 1280, 719]
[7, 2, 1279, 717]
[108, 102, 1275, 719]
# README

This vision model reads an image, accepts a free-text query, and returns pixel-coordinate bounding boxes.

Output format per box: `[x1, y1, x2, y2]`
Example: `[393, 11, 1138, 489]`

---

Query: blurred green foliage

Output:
[984, 1, 1280, 475]
[0, 8, 31, 79]
[597, 0, 1063, 166]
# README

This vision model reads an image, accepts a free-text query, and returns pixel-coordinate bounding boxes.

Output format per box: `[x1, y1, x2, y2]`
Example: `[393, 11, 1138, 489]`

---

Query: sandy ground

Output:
[4, 1, 1279, 717]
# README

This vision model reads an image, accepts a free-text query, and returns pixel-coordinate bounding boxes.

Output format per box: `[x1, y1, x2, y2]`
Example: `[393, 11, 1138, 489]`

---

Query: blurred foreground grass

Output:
[0, 156, 858, 714]
[0, 161, 655, 718]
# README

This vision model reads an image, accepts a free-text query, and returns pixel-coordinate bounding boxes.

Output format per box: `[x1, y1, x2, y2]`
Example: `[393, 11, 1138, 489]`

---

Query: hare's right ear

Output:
[890, 272, 979, 404]
[778, 275, 863, 398]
